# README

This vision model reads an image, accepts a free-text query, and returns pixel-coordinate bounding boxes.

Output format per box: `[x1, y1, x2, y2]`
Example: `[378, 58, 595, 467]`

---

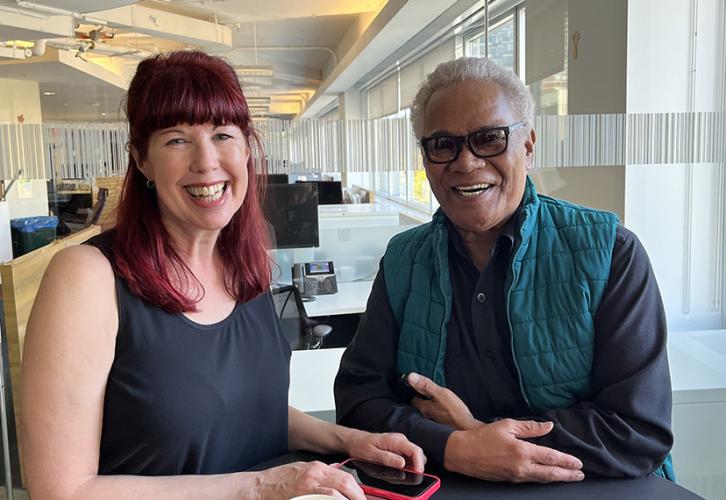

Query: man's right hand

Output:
[444, 419, 585, 483]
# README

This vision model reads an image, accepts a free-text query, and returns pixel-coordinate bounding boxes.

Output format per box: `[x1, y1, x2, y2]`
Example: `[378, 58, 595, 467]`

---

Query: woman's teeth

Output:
[185, 182, 226, 201]
[453, 183, 492, 197]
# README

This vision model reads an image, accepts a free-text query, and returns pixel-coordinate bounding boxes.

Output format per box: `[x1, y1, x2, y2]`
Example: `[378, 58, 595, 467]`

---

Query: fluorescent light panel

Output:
[235, 66, 274, 78]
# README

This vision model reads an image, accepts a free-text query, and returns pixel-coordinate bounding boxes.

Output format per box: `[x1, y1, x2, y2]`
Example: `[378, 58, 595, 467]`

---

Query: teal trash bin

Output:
[10, 216, 58, 258]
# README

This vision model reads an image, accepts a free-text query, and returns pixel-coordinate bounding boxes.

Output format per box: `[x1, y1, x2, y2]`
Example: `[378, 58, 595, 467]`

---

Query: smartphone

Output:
[337, 458, 441, 500]
[399, 373, 430, 401]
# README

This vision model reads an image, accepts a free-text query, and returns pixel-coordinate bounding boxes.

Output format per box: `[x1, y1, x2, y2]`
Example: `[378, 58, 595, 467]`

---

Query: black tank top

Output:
[85, 232, 291, 475]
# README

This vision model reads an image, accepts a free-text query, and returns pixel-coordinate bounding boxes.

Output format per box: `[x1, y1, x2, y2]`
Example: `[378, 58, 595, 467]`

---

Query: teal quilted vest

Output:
[383, 177, 676, 481]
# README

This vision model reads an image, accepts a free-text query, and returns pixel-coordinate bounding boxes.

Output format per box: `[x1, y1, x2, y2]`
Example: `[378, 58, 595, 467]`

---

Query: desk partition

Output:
[270, 206, 417, 285]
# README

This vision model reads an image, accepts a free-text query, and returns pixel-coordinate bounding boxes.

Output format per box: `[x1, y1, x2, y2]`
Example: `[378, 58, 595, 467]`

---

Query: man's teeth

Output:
[185, 182, 226, 201]
[453, 183, 492, 197]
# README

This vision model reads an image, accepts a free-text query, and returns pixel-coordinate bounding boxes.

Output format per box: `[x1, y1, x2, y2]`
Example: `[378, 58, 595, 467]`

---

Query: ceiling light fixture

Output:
[235, 66, 274, 78]
[42, 91, 56, 96]
[246, 96, 271, 108]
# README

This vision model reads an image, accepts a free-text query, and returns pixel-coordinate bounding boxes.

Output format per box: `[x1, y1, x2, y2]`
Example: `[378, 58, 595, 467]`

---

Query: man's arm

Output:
[407, 226, 673, 478]
[335, 263, 584, 483]
[530, 225, 673, 477]
[334, 263, 456, 467]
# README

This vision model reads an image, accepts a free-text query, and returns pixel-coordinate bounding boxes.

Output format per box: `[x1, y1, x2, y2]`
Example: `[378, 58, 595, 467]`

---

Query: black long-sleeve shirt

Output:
[334, 217, 673, 478]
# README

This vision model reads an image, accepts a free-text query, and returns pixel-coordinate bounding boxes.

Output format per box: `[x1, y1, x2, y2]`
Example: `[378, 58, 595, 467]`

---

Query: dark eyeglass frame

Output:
[420, 121, 526, 164]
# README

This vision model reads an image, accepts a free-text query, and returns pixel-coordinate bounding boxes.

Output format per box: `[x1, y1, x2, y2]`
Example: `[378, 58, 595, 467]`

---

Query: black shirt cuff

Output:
[410, 418, 456, 468]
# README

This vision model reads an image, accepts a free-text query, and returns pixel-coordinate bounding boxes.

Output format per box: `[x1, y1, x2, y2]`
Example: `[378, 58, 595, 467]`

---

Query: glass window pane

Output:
[388, 171, 406, 200]
[466, 14, 515, 72]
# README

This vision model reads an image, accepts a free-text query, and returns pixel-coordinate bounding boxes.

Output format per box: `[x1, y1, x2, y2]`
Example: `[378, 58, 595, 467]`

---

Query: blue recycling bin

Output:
[10, 216, 58, 258]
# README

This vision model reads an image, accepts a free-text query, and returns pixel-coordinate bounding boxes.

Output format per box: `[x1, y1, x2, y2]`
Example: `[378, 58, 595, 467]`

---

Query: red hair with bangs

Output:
[114, 50, 270, 313]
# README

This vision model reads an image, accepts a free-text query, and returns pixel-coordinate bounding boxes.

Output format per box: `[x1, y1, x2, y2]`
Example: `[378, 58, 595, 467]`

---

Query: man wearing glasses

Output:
[335, 57, 674, 483]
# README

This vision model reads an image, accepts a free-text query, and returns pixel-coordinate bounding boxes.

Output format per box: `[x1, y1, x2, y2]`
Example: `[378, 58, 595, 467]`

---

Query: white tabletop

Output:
[303, 280, 373, 317]
[668, 329, 726, 404]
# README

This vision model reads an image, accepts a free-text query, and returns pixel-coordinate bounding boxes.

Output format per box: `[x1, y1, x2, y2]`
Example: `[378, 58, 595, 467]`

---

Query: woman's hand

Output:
[345, 430, 426, 472]
[251, 461, 366, 500]
[407, 372, 481, 431]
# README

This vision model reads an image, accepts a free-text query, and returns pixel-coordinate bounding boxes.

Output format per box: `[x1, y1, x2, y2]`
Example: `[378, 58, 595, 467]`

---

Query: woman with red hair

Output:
[21, 50, 424, 499]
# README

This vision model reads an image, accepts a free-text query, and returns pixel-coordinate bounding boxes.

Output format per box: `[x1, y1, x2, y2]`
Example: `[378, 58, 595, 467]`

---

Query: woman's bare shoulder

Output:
[41, 243, 115, 291]
[28, 243, 118, 340]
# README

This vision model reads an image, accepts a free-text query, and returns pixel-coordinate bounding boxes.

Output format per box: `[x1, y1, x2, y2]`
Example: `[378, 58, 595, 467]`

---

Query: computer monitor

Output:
[296, 180, 343, 205]
[265, 173, 289, 184]
[262, 183, 319, 249]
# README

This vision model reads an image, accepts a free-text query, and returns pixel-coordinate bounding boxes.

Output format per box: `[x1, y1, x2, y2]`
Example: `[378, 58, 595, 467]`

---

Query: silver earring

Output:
[146, 179, 155, 189]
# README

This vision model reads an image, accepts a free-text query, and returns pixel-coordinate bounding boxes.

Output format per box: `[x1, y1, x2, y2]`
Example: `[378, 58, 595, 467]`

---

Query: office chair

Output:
[86, 187, 108, 225]
[272, 285, 332, 350]
[60, 187, 108, 232]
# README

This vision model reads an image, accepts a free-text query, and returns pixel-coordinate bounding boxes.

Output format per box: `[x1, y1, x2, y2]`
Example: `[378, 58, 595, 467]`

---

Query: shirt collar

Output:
[446, 202, 522, 262]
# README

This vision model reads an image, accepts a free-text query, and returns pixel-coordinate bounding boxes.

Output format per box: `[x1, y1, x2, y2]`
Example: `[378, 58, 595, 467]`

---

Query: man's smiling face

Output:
[422, 80, 535, 235]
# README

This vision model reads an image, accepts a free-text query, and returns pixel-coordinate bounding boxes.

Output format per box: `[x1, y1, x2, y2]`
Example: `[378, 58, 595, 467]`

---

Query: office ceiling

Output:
[0, 0, 468, 121]
[0, 48, 128, 121]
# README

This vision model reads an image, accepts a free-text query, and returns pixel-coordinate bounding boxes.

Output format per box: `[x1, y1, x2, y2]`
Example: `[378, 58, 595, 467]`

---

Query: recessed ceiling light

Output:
[43, 91, 56, 96]
[92, 102, 101, 107]
[101, 112, 107, 116]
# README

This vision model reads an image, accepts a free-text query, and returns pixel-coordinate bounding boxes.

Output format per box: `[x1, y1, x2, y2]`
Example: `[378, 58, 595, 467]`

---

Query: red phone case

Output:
[337, 458, 441, 500]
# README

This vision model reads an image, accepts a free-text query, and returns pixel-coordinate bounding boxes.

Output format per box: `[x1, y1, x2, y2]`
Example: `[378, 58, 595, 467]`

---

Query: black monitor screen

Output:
[262, 183, 319, 249]
[265, 173, 289, 184]
[296, 180, 343, 205]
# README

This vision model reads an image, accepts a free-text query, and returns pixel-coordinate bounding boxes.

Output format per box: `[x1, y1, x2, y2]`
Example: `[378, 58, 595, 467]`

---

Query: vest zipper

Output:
[507, 216, 534, 414]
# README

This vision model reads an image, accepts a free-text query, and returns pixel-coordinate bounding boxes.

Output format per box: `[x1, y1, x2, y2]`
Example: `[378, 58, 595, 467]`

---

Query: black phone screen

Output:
[338, 460, 438, 497]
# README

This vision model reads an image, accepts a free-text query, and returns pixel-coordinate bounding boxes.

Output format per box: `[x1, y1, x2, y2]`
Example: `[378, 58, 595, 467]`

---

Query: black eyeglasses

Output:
[420, 121, 526, 164]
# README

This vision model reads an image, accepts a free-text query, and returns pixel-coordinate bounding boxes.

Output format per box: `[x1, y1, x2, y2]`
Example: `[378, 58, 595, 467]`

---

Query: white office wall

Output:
[625, 0, 725, 331]
[0, 79, 42, 124]
[567, 0, 627, 114]
[525, 0, 627, 218]
[530, 166, 625, 220]
[626, 1, 695, 114]
[0, 79, 49, 220]
[627, 1, 726, 497]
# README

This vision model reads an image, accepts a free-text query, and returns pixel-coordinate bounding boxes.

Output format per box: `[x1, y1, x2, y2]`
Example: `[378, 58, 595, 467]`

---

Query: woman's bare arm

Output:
[21, 245, 371, 500]
[20, 246, 262, 499]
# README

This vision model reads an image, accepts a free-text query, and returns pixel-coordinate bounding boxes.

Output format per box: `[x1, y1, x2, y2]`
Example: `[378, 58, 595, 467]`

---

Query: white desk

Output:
[668, 329, 726, 404]
[303, 280, 373, 317]
[318, 204, 400, 229]
[668, 330, 726, 499]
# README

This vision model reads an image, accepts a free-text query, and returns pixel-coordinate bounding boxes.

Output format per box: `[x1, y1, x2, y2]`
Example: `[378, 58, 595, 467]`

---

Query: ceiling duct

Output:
[90, 4, 232, 50]
[17, 1, 138, 14]
[0, 8, 74, 41]
[0, 46, 32, 60]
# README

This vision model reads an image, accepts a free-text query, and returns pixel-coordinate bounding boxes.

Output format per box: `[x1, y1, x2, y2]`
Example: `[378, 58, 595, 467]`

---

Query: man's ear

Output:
[524, 128, 536, 170]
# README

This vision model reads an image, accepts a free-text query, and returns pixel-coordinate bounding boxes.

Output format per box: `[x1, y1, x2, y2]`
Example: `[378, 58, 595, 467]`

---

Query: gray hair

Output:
[410, 57, 535, 139]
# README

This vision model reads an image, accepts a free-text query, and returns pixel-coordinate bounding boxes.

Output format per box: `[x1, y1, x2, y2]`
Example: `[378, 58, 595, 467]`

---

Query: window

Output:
[362, 4, 529, 216]
[465, 14, 516, 72]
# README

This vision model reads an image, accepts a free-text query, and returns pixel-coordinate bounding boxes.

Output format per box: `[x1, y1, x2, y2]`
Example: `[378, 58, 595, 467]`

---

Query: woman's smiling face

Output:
[137, 122, 250, 236]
